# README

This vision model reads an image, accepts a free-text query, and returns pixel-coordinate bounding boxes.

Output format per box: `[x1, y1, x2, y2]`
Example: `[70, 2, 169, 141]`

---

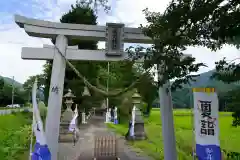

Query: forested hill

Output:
[0, 75, 45, 103]
[172, 70, 239, 108]
[0, 75, 23, 88]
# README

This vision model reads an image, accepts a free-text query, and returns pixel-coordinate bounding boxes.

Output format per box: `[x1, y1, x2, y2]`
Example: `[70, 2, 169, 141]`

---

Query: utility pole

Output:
[11, 76, 15, 108]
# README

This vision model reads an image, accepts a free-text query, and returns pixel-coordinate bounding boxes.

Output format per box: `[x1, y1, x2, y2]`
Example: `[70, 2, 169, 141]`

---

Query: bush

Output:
[11, 110, 17, 115]
[0, 125, 31, 160]
[38, 101, 47, 121]
[23, 109, 30, 113]
[0, 113, 32, 160]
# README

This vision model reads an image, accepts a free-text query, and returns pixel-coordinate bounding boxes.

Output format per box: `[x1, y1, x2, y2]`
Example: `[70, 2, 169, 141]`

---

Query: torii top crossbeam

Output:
[15, 14, 151, 44]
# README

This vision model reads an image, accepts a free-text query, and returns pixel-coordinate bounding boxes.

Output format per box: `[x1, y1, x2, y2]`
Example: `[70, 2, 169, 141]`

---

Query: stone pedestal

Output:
[59, 108, 77, 143]
[125, 107, 147, 140]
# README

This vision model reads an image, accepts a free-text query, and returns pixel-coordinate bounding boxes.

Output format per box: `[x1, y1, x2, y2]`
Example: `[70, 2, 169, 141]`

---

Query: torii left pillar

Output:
[45, 35, 68, 160]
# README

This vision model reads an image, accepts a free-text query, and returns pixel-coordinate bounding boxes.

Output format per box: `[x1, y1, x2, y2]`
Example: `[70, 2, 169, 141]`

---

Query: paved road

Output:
[58, 116, 153, 160]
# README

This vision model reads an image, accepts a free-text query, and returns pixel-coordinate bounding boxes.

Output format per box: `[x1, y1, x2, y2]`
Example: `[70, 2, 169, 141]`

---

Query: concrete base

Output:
[125, 121, 147, 140]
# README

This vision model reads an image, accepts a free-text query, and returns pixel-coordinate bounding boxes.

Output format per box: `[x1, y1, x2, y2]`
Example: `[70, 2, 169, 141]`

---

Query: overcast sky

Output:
[0, 0, 239, 83]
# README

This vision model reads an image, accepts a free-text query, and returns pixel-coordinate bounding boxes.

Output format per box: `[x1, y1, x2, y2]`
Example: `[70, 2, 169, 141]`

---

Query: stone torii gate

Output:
[15, 14, 178, 160]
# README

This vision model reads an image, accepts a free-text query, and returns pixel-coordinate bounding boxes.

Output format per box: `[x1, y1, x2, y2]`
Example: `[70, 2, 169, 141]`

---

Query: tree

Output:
[0, 78, 4, 90]
[132, 63, 158, 114]
[77, 0, 111, 13]
[177, 0, 240, 126]
[42, 1, 112, 112]
[122, 0, 240, 126]
[213, 58, 240, 126]
[128, 6, 208, 92]
[132, 0, 239, 89]
[217, 87, 240, 126]
[136, 73, 158, 115]
[43, 2, 94, 96]
[23, 74, 45, 89]
[0, 83, 26, 106]
[22, 74, 45, 103]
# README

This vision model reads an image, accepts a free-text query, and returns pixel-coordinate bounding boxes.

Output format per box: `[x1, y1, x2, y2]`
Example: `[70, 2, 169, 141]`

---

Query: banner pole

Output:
[190, 88, 196, 160]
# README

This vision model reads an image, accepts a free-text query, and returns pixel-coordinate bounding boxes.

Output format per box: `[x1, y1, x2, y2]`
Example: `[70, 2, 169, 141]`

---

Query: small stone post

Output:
[114, 106, 118, 124]
[105, 108, 111, 123]
[109, 108, 112, 123]
[82, 109, 87, 124]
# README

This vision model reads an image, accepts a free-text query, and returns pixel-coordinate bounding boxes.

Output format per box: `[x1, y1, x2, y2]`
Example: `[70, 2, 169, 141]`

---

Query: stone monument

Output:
[59, 89, 76, 143]
[125, 90, 147, 140]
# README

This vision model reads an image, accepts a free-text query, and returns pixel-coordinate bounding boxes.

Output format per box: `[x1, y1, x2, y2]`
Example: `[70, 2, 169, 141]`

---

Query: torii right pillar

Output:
[158, 64, 177, 160]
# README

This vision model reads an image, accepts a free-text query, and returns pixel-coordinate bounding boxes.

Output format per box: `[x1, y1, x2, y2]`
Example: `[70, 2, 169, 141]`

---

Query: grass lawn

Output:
[0, 112, 32, 160]
[108, 109, 240, 160]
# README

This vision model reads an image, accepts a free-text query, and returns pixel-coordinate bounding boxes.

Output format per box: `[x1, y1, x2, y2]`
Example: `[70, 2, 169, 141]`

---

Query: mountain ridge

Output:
[171, 69, 239, 108]
[0, 75, 23, 88]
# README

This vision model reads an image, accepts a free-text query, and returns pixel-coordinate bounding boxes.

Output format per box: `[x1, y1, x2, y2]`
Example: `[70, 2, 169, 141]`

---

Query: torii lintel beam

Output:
[14, 14, 152, 44]
[22, 45, 191, 62]
[22, 46, 132, 61]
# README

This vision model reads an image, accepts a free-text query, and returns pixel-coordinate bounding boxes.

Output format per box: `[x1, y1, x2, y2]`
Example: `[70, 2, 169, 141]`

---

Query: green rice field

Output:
[108, 109, 240, 160]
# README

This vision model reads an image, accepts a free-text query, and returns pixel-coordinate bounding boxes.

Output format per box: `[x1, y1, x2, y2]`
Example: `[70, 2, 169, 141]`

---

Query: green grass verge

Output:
[108, 110, 240, 160]
[0, 107, 30, 110]
[0, 112, 32, 160]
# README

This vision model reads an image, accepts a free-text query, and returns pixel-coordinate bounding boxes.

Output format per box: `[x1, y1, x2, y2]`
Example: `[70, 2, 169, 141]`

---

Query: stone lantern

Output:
[125, 90, 147, 140]
[132, 91, 141, 104]
[59, 89, 76, 143]
[62, 89, 76, 121]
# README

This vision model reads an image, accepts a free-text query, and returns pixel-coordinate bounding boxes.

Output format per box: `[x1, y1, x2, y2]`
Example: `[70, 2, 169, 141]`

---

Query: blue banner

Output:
[31, 142, 51, 160]
[196, 144, 221, 160]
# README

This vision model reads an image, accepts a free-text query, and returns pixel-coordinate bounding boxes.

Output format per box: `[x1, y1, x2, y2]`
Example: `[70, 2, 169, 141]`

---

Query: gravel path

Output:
[58, 116, 153, 160]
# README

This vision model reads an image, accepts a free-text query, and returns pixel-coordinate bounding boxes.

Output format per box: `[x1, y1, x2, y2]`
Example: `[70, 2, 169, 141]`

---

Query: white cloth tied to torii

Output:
[31, 79, 51, 160]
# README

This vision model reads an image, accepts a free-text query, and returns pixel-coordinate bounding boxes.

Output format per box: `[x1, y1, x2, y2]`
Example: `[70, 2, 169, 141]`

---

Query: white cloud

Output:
[101, 0, 170, 25]
[0, 0, 112, 83]
[186, 45, 240, 74]
[0, 0, 76, 83]
[0, 44, 45, 82]
[0, 24, 51, 83]
[0, 0, 240, 84]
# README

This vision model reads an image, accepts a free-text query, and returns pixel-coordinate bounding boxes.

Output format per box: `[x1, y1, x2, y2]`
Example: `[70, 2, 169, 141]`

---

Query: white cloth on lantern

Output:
[130, 106, 136, 137]
[69, 107, 78, 132]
